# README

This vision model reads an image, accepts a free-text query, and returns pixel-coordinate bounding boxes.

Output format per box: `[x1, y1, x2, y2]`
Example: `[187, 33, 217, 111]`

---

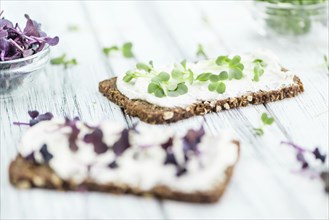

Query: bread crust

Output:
[9, 141, 240, 203]
[99, 74, 304, 124]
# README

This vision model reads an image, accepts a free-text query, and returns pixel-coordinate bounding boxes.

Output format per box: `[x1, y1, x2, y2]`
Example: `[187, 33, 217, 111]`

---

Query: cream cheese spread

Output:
[19, 119, 239, 192]
[116, 49, 296, 108]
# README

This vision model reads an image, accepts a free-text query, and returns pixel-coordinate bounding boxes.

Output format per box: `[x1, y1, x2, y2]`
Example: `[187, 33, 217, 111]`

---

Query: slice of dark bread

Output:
[9, 141, 239, 203]
[99, 72, 304, 124]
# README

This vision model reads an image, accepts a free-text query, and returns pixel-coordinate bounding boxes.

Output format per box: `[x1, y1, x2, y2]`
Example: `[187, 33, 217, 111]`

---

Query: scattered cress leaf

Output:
[280, 140, 328, 193]
[50, 54, 66, 65]
[103, 46, 119, 56]
[83, 128, 108, 154]
[208, 82, 217, 91]
[261, 113, 274, 125]
[253, 59, 265, 82]
[171, 68, 183, 80]
[122, 42, 134, 58]
[229, 68, 243, 80]
[216, 82, 226, 94]
[154, 87, 166, 97]
[229, 55, 241, 66]
[216, 56, 228, 65]
[40, 144, 53, 162]
[167, 82, 178, 91]
[187, 69, 194, 84]
[218, 71, 229, 80]
[209, 74, 220, 82]
[102, 42, 134, 58]
[167, 82, 188, 97]
[196, 72, 211, 81]
[158, 72, 170, 82]
[216, 55, 244, 80]
[253, 128, 264, 136]
[254, 112, 275, 136]
[64, 58, 77, 69]
[196, 44, 208, 59]
[13, 110, 54, 127]
[50, 54, 77, 69]
[123, 72, 134, 82]
[136, 62, 152, 72]
[148, 82, 166, 98]
[147, 82, 158, 93]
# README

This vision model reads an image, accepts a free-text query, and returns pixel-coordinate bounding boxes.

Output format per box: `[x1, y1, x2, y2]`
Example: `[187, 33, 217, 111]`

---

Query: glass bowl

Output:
[0, 46, 50, 99]
[252, 1, 328, 38]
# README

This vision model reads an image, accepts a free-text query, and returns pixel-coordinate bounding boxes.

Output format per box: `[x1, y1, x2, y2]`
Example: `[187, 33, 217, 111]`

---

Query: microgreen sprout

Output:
[136, 62, 152, 72]
[171, 59, 194, 84]
[196, 71, 228, 94]
[196, 44, 208, 59]
[103, 46, 119, 56]
[13, 110, 53, 127]
[253, 59, 266, 82]
[0, 13, 59, 62]
[103, 42, 134, 58]
[123, 62, 153, 83]
[148, 72, 170, 98]
[122, 42, 134, 58]
[281, 141, 328, 193]
[123, 61, 188, 98]
[50, 54, 78, 69]
[253, 112, 274, 136]
[215, 55, 244, 80]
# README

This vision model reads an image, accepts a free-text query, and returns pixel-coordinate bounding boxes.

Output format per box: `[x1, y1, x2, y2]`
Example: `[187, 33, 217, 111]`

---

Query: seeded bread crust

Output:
[9, 141, 240, 203]
[99, 71, 304, 124]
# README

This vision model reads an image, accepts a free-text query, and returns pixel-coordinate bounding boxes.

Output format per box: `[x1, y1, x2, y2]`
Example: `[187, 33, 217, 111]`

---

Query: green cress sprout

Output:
[253, 112, 275, 136]
[253, 59, 266, 82]
[171, 59, 194, 85]
[123, 54, 258, 98]
[123, 61, 188, 98]
[50, 54, 78, 69]
[123, 62, 153, 83]
[148, 72, 188, 98]
[196, 71, 229, 94]
[196, 44, 208, 59]
[103, 42, 134, 58]
[215, 55, 244, 80]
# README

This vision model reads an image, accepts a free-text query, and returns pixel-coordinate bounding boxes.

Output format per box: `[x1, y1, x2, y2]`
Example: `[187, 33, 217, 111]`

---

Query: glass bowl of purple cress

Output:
[0, 11, 59, 99]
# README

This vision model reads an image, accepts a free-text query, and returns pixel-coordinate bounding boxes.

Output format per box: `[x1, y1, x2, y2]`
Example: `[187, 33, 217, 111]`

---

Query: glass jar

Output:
[0, 46, 50, 99]
[252, 1, 328, 38]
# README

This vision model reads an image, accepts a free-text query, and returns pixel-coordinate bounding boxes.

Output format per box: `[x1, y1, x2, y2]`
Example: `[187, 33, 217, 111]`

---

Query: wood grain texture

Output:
[0, 1, 328, 219]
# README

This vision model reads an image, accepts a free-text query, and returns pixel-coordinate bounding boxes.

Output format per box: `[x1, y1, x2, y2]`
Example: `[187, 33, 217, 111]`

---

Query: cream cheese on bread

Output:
[18, 119, 239, 193]
[116, 49, 296, 108]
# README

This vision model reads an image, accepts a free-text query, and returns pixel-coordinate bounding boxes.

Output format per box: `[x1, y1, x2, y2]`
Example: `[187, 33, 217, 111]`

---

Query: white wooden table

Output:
[1, 1, 328, 219]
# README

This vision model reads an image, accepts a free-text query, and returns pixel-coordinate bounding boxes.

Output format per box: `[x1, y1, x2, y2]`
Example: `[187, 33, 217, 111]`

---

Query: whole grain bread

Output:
[9, 141, 239, 203]
[99, 71, 304, 124]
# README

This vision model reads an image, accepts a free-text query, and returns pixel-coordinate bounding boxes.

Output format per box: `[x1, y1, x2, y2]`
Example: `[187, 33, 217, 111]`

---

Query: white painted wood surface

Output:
[0, 1, 328, 219]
